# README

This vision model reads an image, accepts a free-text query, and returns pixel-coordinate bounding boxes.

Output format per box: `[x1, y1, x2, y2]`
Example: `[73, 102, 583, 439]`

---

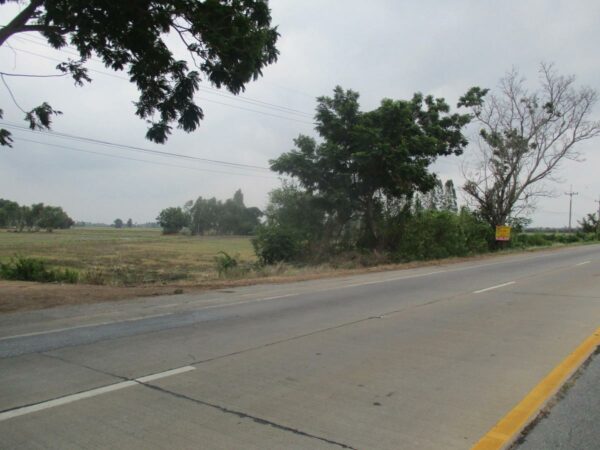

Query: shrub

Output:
[394, 210, 491, 261]
[214, 251, 239, 277]
[252, 224, 301, 265]
[0, 256, 79, 283]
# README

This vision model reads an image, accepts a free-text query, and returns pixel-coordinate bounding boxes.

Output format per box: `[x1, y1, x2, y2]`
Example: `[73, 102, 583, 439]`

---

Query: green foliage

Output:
[270, 86, 471, 248]
[252, 224, 301, 265]
[0, 256, 78, 283]
[511, 232, 594, 248]
[395, 210, 491, 261]
[113, 218, 124, 229]
[170, 189, 262, 235]
[413, 179, 459, 212]
[579, 213, 598, 233]
[264, 183, 327, 241]
[0, 199, 74, 231]
[214, 251, 239, 277]
[156, 207, 189, 234]
[0, 0, 279, 144]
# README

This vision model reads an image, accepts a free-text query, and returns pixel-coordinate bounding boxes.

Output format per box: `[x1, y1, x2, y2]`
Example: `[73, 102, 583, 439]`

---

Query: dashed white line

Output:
[135, 365, 195, 383]
[0, 313, 173, 342]
[0, 366, 195, 422]
[576, 261, 591, 266]
[344, 271, 445, 288]
[1, 248, 593, 341]
[473, 281, 516, 294]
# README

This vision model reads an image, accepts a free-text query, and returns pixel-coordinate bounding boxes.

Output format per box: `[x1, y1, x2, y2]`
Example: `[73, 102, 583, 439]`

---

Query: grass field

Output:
[0, 227, 256, 285]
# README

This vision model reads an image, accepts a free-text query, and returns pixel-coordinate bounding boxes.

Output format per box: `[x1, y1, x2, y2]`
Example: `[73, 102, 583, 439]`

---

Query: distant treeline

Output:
[157, 189, 262, 235]
[0, 199, 74, 232]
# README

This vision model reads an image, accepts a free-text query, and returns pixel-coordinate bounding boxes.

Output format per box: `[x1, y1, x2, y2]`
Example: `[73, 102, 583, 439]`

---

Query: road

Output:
[515, 348, 600, 450]
[1, 245, 599, 449]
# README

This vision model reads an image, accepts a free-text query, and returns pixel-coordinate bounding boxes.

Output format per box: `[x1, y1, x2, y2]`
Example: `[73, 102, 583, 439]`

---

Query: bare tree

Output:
[458, 63, 600, 228]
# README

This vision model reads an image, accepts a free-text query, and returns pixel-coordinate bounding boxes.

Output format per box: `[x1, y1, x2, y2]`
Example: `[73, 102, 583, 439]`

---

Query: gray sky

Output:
[1, 0, 599, 226]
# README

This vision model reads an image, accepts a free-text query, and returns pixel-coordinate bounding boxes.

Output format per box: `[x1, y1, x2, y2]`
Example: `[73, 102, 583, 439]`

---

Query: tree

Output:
[579, 213, 598, 233]
[0, 199, 72, 230]
[156, 207, 188, 234]
[126, 218, 133, 228]
[113, 218, 124, 229]
[0, 0, 279, 146]
[459, 63, 600, 229]
[443, 180, 458, 212]
[270, 86, 471, 248]
[37, 206, 73, 231]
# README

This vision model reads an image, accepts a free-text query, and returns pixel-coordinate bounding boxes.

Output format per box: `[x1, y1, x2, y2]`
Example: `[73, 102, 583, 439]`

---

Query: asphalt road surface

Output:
[1, 245, 600, 449]
[515, 348, 600, 450]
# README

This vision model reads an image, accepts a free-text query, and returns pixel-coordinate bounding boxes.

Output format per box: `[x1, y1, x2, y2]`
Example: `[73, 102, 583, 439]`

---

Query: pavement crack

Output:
[139, 382, 356, 449]
[39, 352, 130, 381]
[189, 295, 454, 367]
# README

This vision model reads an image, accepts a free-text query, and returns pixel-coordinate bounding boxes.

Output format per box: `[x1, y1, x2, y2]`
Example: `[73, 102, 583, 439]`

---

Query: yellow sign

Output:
[495, 225, 511, 241]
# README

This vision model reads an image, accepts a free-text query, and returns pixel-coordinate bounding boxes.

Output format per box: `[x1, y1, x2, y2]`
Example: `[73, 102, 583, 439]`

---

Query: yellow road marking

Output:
[472, 326, 600, 450]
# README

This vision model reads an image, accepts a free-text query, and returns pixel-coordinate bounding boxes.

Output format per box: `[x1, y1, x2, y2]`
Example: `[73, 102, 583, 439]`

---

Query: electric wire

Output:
[10, 34, 315, 118]
[0, 122, 272, 172]
[14, 135, 282, 180]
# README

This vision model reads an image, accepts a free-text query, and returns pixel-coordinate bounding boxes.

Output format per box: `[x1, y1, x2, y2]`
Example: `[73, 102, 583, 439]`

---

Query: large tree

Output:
[459, 63, 600, 228]
[270, 86, 471, 247]
[0, 0, 279, 146]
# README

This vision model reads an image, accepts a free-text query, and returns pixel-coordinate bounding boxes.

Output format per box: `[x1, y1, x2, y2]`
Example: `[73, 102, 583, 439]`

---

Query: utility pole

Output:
[565, 185, 578, 231]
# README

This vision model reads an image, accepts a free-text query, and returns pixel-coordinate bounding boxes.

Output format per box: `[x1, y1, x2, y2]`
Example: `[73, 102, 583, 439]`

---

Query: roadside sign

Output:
[495, 225, 511, 241]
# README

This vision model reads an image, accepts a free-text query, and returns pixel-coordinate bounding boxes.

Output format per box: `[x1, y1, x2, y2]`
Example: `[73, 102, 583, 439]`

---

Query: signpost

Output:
[495, 225, 511, 242]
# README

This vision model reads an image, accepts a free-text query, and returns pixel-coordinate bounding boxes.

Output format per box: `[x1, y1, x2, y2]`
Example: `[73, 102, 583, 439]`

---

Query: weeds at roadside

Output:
[0, 256, 79, 284]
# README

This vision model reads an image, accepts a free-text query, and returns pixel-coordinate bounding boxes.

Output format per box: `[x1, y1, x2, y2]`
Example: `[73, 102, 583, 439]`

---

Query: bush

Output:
[214, 251, 239, 277]
[394, 210, 491, 261]
[252, 224, 301, 265]
[0, 256, 79, 283]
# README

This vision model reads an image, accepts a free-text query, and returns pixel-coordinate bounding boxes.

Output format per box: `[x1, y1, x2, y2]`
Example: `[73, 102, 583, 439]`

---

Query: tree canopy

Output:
[0, 198, 74, 231]
[157, 189, 262, 235]
[270, 86, 471, 247]
[0, 0, 279, 145]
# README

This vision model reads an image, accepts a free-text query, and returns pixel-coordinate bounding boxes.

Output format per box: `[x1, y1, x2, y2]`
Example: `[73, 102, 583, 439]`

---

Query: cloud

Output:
[1, 0, 599, 226]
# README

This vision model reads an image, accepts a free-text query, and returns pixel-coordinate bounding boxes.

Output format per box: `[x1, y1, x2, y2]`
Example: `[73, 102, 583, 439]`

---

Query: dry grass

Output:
[0, 227, 256, 285]
[1, 227, 594, 314]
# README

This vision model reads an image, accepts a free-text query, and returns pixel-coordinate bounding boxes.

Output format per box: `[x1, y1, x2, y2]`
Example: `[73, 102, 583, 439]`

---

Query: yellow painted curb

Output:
[472, 326, 600, 450]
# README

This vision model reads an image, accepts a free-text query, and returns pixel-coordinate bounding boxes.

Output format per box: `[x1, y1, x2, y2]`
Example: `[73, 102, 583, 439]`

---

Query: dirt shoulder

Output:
[0, 244, 591, 314]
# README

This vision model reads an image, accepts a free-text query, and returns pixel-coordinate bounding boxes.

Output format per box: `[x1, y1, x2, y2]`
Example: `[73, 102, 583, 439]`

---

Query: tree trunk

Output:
[363, 196, 380, 249]
[0, 1, 43, 47]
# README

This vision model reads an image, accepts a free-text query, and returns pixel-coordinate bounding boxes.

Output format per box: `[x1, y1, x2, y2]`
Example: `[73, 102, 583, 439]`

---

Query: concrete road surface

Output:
[1, 245, 600, 449]
[515, 349, 600, 450]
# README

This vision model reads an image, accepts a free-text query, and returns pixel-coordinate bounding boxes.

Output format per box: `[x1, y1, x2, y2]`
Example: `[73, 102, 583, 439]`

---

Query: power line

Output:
[0, 74, 27, 113]
[10, 35, 315, 118]
[3, 45, 315, 125]
[1, 122, 272, 172]
[15, 136, 281, 180]
[0, 70, 67, 78]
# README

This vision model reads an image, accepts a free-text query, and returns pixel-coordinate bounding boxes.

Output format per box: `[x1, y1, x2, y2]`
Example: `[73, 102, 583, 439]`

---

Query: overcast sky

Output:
[1, 0, 599, 226]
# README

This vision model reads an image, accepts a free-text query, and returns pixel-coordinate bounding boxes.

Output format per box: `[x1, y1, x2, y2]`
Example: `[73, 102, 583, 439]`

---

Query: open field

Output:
[0, 227, 597, 314]
[0, 227, 256, 285]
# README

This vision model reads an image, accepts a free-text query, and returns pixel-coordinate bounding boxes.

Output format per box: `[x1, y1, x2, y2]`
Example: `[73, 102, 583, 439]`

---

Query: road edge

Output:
[471, 326, 600, 450]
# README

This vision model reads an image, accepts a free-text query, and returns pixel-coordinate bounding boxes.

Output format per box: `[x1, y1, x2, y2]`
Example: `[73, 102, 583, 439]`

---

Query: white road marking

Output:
[135, 365, 195, 383]
[344, 271, 445, 288]
[576, 261, 591, 266]
[0, 313, 173, 342]
[1, 247, 594, 341]
[260, 293, 298, 301]
[0, 366, 196, 422]
[155, 303, 179, 309]
[473, 281, 516, 294]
